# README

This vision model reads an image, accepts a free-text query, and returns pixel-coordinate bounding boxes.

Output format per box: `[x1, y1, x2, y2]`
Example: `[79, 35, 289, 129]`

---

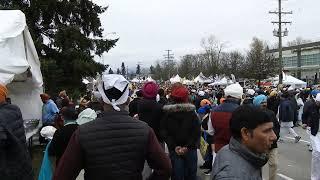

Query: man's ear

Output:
[240, 127, 251, 142]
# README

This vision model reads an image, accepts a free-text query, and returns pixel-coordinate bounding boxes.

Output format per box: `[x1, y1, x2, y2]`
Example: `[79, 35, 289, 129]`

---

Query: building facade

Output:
[269, 41, 320, 84]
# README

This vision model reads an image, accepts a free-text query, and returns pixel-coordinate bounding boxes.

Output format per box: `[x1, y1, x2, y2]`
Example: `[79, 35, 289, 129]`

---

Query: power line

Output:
[269, 0, 292, 85]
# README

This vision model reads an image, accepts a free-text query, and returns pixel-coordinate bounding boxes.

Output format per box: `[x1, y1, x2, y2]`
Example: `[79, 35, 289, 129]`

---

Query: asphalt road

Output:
[33, 126, 311, 180]
[198, 126, 312, 180]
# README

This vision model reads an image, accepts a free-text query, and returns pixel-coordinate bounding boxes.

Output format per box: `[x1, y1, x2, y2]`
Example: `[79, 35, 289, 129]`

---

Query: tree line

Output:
[151, 35, 280, 83]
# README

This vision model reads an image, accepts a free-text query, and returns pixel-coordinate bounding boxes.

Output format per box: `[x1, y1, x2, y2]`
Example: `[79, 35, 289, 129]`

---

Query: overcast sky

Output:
[93, 0, 320, 71]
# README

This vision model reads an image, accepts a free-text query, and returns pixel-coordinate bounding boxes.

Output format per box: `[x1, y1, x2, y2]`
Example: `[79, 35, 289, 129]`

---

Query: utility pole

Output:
[269, 0, 292, 85]
[163, 50, 174, 79]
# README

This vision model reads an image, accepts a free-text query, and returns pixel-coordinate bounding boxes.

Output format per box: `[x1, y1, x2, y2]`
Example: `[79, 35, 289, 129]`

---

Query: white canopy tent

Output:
[193, 72, 212, 84]
[182, 79, 194, 85]
[272, 74, 307, 89]
[146, 76, 155, 82]
[0, 10, 44, 139]
[209, 77, 231, 86]
[170, 74, 182, 84]
[131, 77, 141, 83]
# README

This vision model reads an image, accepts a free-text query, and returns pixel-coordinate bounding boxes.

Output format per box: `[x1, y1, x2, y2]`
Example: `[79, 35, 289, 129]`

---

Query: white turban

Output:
[97, 74, 129, 111]
[224, 83, 243, 99]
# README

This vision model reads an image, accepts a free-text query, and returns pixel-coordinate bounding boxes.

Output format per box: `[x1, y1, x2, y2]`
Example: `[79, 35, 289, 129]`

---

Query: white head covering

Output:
[198, 91, 205, 96]
[76, 108, 97, 125]
[224, 83, 243, 99]
[246, 89, 255, 96]
[316, 93, 320, 102]
[288, 86, 294, 91]
[97, 74, 129, 111]
[40, 126, 57, 140]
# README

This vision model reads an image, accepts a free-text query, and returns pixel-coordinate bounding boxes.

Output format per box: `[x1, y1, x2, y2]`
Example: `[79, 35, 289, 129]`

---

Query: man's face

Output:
[242, 122, 277, 154]
[260, 102, 267, 110]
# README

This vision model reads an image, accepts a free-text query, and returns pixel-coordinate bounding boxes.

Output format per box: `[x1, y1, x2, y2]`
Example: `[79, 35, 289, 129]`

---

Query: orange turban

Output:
[0, 84, 8, 103]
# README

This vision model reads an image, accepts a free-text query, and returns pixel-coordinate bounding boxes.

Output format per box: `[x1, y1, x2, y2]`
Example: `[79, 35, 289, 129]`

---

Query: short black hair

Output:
[136, 90, 143, 98]
[158, 88, 165, 96]
[61, 107, 77, 120]
[230, 105, 272, 139]
[103, 83, 128, 101]
[281, 91, 289, 98]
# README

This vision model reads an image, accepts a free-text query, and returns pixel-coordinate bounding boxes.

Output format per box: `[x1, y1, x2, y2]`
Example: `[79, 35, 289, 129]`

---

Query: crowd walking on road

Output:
[1, 74, 320, 180]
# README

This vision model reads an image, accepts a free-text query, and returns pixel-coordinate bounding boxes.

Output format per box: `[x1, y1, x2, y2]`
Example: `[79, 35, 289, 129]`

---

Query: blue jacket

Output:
[42, 99, 59, 124]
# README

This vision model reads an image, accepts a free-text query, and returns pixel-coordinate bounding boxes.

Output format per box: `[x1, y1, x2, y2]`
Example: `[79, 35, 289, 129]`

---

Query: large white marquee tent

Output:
[0, 10, 44, 139]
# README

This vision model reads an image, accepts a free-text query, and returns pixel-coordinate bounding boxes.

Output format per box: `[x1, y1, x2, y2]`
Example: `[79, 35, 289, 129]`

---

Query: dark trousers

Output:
[204, 134, 213, 165]
[169, 149, 197, 180]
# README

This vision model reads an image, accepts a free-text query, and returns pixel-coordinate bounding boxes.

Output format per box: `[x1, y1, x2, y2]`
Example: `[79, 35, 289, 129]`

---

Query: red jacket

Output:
[211, 98, 239, 152]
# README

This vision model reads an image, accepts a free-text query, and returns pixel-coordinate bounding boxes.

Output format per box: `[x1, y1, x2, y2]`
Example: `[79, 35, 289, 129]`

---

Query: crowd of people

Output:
[1, 74, 320, 180]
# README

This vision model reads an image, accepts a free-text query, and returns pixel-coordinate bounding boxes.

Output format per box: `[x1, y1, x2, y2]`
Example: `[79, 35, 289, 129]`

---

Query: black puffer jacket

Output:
[129, 97, 141, 117]
[0, 103, 34, 180]
[161, 103, 201, 151]
[0, 103, 26, 144]
[302, 99, 320, 136]
[138, 98, 164, 142]
[267, 96, 280, 115]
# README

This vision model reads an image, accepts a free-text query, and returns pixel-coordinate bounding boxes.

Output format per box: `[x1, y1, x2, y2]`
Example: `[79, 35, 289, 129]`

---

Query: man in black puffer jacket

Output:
[0, 84, 34, 180]
[138, 82, 164, 143]
[161, 83, 201, 180]
[54, 75, 171, 180]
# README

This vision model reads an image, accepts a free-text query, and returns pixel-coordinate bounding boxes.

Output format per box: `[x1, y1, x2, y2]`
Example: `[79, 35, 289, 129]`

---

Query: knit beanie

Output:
[224, 83, 243, 99]
[253, 95, 267, 107]
[171, 85, 189, 103]
[142, 81, 159, 99]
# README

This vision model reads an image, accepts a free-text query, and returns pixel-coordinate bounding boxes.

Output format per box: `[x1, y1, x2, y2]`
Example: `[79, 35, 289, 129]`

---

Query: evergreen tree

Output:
[1, 0, 118, 97]
[121, 62, 126, 76]
[136, 64, 141, 75]
[116, 68, 121, 74]
[149, 65, 155, 74]
[109, 68, 114, 74]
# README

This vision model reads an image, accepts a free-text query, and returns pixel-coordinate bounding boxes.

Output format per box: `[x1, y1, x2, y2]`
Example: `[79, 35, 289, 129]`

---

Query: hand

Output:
[180, 147, 188, 155]
[175, 146, 182, 155]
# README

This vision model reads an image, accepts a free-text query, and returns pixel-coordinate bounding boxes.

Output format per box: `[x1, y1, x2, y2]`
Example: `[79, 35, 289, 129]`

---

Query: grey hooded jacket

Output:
[211, 137, 268, 180]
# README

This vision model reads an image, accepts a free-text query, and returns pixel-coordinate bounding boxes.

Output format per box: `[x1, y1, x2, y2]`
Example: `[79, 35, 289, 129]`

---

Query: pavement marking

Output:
[277, 173, 295, 180]
[284, 136, 310, 144]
